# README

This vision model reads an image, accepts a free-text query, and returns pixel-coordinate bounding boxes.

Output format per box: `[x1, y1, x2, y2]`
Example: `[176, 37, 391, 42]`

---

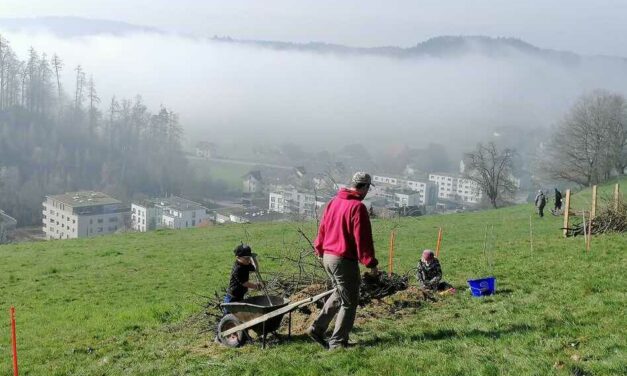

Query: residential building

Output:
[130, 201, 163, 232]
[371, 175, 438, 205]
[42, 191, 128, 240]
[269, 187, 326, 219]
[243, 171, 263, 194]
[428, 173, 482, 204]
[195, 141, 216, 159]
[131, 196, 209, 231]
[394, 191, 422, 207]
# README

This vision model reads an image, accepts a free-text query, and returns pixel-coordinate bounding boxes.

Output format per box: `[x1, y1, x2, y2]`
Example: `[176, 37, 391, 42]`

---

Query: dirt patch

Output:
[280, 284, 438, 335]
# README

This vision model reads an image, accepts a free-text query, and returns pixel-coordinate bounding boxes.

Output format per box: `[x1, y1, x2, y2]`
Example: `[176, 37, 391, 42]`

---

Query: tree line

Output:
[0, 34, 190, 226]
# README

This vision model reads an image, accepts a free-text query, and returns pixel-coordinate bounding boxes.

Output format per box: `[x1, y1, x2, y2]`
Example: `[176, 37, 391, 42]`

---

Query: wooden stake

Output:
[435, 227, 443, 257]
[529, 215, 533, 253]
[614, 183, 621, 211]
[582, 211, 587, 250]
[586, 215, 592, 252]
[10, 306, 18, 376]
[563, 189, 571, 238]
[591, 185, 597, 219]
[388, 230, 396, 276]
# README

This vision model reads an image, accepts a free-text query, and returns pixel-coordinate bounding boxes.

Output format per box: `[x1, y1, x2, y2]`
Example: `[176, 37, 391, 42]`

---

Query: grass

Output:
[188, 159, 251, 191]
[0, 179, 625, 375]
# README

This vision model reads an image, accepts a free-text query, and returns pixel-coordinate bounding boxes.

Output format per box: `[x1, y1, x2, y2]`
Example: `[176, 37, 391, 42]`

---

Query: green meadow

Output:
[1, 179, 625, 375]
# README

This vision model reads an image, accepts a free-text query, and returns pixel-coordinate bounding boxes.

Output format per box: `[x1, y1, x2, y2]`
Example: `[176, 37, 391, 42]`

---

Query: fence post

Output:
[10, 306, 19, 376]
[591, 185, 597, 219]
[435, 227, 443, 258]
[614, 183, 621, 210]
[388, 230, 396, 277]
[563, 189, 571, 238]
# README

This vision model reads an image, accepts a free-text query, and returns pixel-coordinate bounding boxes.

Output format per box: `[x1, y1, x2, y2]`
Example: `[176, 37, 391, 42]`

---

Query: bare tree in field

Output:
[544, 90, 626, 186]
[464, 142, 517, 208]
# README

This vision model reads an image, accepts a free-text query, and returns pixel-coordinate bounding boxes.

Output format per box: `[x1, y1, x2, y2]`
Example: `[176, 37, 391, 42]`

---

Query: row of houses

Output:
[266, 171, 484, 219]
[371, 173, 482, 206]
[42, 191, 212, 240]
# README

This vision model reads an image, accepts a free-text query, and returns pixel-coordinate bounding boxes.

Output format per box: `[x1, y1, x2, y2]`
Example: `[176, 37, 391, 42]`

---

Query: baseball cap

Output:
[234, 244, 252, 257]
[351, 172, 374, 187]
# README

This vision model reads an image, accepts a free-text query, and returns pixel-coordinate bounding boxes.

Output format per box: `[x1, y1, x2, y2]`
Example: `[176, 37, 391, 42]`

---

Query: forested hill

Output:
[211, 35, 627, 65]
[0, 34, 188, 225]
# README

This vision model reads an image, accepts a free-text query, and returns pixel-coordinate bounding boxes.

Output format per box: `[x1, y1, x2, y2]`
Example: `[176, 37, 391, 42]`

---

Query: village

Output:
[1, 141, 517, 243]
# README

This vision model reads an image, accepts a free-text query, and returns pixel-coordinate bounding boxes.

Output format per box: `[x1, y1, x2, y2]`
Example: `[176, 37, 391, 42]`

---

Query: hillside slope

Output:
[1, 180, 625, 375]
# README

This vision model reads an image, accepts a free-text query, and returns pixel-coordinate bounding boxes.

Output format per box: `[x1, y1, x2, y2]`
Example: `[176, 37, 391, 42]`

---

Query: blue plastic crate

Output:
[467, 276, 496, 297]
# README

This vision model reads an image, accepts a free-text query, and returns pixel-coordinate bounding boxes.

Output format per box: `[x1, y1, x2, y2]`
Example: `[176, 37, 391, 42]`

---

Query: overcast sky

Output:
[1, 0, 627, 57]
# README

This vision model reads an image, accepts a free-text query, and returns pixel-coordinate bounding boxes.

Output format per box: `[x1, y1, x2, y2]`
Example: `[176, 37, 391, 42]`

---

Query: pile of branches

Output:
[359, 272, 409, 306]
[263, 228, 330, 298]
[564, 201, 626, 237]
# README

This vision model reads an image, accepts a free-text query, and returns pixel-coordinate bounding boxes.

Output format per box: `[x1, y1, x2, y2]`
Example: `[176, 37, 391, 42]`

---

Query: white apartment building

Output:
[372, 175, 437, 205]
[269, 188, 326, 218]
[394, 191, 422, 207]
[42, 192, 128, 240]
[131, 196, 209, 231]
[428, 173, 482, 204]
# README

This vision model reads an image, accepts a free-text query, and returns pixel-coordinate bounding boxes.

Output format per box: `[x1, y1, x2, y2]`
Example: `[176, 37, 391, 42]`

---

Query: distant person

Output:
[224, 244, 263, 303]
[417, 249, 449, 291]
[554, 188, 563, 211]
[308, 172, 379, 350]
[535, 190, 546, 218]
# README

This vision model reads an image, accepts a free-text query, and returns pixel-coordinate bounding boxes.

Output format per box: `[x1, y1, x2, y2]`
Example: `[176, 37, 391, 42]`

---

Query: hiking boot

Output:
[307, 327, 328, 349]
[341, 340, 357, 348]
[328, 341, 356, 351]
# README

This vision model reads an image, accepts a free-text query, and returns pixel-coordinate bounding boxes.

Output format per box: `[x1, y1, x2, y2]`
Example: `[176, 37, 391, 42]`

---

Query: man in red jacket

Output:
[307, 172, 379, 350]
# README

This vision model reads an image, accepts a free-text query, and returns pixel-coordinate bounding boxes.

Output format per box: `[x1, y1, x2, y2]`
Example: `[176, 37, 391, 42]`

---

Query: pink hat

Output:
[422, 249, 434, 261]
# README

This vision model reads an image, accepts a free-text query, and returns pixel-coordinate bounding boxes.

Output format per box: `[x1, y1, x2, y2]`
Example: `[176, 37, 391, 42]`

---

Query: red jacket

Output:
[314, 188, 378, 268]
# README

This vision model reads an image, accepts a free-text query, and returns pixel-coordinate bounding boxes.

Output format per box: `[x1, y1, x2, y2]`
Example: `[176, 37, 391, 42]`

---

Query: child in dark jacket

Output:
[224, 244, 263, 303]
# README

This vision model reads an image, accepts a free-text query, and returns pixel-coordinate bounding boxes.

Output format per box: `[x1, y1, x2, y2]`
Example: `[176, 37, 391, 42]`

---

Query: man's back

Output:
[314, 188, 377, 268]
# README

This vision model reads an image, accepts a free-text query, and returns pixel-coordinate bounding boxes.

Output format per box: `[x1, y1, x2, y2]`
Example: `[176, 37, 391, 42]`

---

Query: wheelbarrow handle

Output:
[220, 288, 337, 338]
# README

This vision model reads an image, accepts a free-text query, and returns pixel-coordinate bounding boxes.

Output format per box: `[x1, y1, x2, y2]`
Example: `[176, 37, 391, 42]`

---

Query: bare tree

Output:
[464, 142, 517, 208]
[543, 91, 627, 186]
[51, 54, 63, 111]
[87, 75, 101, 133]
[74, 65, 86, 111]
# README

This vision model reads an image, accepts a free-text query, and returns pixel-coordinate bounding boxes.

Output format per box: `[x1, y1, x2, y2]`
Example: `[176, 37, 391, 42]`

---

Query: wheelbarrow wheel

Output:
[216, 314, 247, 348]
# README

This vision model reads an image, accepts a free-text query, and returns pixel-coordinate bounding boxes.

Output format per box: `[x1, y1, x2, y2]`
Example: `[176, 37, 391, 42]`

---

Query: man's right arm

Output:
[353, 204, 378, 269]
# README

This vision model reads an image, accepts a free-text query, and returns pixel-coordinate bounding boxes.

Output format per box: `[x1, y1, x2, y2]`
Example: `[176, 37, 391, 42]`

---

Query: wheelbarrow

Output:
[217, 288, 335, 348]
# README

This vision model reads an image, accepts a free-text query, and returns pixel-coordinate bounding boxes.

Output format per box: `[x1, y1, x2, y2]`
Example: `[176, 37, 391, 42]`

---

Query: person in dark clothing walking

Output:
[554, 188, 563, 211]
[535, 190, 547, 218]
[224, 244, 263, 303]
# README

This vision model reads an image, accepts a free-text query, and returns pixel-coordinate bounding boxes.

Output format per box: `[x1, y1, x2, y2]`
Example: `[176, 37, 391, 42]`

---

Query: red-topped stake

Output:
[435, 228, 443, 258]
[10, 306, 19, 376]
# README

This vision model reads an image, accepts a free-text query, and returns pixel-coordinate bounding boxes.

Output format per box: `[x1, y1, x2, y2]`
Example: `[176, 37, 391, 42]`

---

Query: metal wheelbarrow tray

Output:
[217, 288, 335, 348]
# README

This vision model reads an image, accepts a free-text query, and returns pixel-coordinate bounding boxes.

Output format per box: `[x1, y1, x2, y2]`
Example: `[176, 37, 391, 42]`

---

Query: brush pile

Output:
[359, 271, 410, 305]
[564, 202, 626, 237]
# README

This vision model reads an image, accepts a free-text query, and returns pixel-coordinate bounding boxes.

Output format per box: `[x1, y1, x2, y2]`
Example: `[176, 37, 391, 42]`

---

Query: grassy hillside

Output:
[1, 180, 625, 375]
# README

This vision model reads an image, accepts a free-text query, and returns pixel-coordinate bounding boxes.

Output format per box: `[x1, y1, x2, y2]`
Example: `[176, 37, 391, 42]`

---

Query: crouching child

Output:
[417, 249, 450, 291]
[224, 244, 263, 303]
